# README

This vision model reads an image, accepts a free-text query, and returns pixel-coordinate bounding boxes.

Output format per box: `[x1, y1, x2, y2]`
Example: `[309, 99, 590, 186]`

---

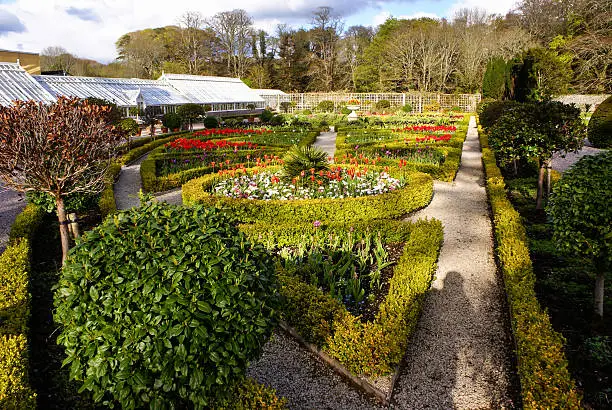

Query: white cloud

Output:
[446, 0, 518, 18]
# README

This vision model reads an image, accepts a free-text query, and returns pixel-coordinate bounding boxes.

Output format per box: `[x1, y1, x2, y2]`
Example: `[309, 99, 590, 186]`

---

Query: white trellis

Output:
[260, 92, 482, 113]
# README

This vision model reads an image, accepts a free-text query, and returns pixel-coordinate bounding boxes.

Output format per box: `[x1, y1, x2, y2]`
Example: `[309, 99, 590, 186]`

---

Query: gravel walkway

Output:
[552, 143, 603, 173]
[249, 331, 385, 410]
[314, 131, 337, 160]
[393, 116, 516, 409]
[0, 183, 26, 253]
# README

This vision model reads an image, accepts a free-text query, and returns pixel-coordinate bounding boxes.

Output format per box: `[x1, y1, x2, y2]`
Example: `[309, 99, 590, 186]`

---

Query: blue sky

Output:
[0, 0, 517, 63]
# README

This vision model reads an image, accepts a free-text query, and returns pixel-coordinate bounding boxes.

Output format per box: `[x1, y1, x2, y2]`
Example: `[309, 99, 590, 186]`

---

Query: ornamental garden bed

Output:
[242, 219, 443, 403]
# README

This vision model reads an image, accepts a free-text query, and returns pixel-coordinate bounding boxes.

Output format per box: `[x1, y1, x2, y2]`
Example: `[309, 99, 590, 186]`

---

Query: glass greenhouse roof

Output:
[0, 63, 55, 106]
[34, 75, 190, 107]
[159, 74, 264, 105]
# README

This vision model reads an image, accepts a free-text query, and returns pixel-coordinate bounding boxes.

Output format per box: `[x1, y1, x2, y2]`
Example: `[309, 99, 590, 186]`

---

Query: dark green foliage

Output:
[270, 115, 285, 126]
[279, 102, 292, 113]
[375, 100, 391, 110]
[26, 191, 98, 213]
[317, 100, 335, 113]
[54, 201, 280, 409]
[282, 145, 330, 180]
[203, 116, 219, 129]
[482, 57, 509, 100]
[260, 109, 274, 122]
[401, 104, 412, 113]
[118, 118, 139, 136]
[478, 100, 520, 130]
[162, 113, 181, 130]
[177, 104, 205, 129]
[511, 48, 572, 102]
[587, 95, 612, 148]
[548, 151, 612, 268]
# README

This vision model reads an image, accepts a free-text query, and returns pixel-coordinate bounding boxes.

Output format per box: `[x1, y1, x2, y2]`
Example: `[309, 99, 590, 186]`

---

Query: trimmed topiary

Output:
[375, 100, 391, 111]
[54, 200, 280, 409]
[162, 113, 181, 130]
[587, 95, 612, 148]
[317, 100, 335, 113]
[478, 100, 520, 130]
[203, 115, 219, 129]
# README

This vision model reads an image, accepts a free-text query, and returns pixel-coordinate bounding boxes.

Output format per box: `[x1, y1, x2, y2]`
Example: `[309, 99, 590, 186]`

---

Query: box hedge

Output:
[480, 128, 582, 409]
[182, 168, 433, 225]
[0, 203, 44, 409]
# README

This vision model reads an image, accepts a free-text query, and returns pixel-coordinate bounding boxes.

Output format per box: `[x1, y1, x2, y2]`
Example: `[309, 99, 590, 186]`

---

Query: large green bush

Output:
[204, 116, 219, 129]
[478, 100, 520, 129]
[54, 201, 280, 409]
[162, 113, 181, 130]
[317, 100, 335, 113]
[547, 151, 612, 317]
[587, 95, 612, 148]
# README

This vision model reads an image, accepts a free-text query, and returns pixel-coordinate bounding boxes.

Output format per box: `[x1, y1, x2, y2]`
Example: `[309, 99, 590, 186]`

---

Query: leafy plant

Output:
[203, 116, 219, 129]
[119, 118, 139, 136]
[54, 200, 280, 409]
[177, 104, 205, 130]
[162, 113, 181, 130]
[317, 100, 335, 113]
[282, 145, 330, 180]
[547, 151, 612, 317]
[478, 100, 520, 130]
[26, 191, 99, 214]
[279, 102, 292, 113]
[401, 103, 413, 113]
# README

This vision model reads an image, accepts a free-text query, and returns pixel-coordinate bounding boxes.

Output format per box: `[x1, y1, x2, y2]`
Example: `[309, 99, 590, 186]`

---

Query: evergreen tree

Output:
[482, 57, 508, 99]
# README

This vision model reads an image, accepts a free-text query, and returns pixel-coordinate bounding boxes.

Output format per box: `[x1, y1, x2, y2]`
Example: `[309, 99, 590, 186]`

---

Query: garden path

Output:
[313, 131, 337, 160]
[113, 154, 183, 210]
[552, 142, 603, 173]
[0, 183, 26, 253]
[392, 116, 516, 408]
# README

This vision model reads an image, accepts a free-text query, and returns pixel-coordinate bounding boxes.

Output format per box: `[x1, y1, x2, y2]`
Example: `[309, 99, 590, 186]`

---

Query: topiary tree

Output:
[260, 109, 274, 123]
[478, 100, 520, 130]
[317, 100, 335, 113]
[375, 100, 391, 112]
[587, 95, 612, 148]
[547, 151, 611, 317]
[279, 101, 292, 113]
[0, 97, 123, 263]
[54, 200, 280, 408]
[119, 117, 139, 136]
[162, 112, 181, 131]
[177, 104, 205, 131]
[401, 103, 413, 113]
[203, 116, 219, 129]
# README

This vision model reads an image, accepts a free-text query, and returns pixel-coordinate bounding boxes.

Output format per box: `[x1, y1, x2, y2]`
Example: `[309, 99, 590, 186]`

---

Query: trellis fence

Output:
[259, 92, 482, 113]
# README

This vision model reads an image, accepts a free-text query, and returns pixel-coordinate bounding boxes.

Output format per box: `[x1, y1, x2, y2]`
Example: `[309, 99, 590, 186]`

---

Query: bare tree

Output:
[308, 7, 345, 91]
[116, 30, 166, 78]
[207, 9, 254, 78]
[41, 46, 76, 73]
[178, 11, 206, 74]
[0, 97, 124, 263]
[342, 25, 374, 91]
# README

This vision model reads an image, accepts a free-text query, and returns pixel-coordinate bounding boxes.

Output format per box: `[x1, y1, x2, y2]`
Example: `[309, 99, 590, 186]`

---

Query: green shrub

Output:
[162, 113, 181, 130]
[479, 100, 520, 129]
[423, 101, 441, 112]
[450, 106, 462, 112]
[26, 191, 98, 213]
[401, 104, 413, 113]
[0, 240, 31, 336]
[317, 100, 335, 113]
[8, 203, 45, 244]
[480, 129, 582, 409]
[279, 102, 292, 113]
[54, 201, 280, 409]
[482, 57, 509, 100]
[340, 107, 351, 115]
[282, 145, 330, 180]
[260, 109, 274, 123]
[183, 169, 433, 225]
[214, 378, 287, 409]
[119, 118, 139, 136]
[0, 334, 37, 409]
[547, 151, 612, 316]
[270, 115, 285, 126]
[587, 95, 612, 148]
[204, 116, 219, 129]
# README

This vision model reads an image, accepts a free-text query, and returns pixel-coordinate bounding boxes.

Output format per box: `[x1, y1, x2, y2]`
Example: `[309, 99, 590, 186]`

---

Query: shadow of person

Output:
[390, 270, 516, 409]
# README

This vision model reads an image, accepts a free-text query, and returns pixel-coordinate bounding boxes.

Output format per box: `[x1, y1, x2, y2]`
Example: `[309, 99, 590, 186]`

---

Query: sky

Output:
[0, 0, 518, 63]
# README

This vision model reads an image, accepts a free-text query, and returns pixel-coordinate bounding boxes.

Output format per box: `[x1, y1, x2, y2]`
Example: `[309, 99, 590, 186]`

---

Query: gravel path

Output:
[552, 143, 603, 173]
[248, 331, 384, 410]
[0, 183, 26, 253]
[393, 116, 516, 409]
[314, 131, 337, 160]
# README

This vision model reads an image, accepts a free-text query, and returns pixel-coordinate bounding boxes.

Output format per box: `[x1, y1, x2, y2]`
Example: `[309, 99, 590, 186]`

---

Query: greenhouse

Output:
[0, 62, 55, 106]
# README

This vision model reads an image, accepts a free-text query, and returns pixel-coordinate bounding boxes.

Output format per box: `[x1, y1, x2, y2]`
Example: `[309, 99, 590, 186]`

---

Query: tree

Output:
[207, 9, 253, 78]
[116, 29, 166, 78]
[511, 48, 572, 102]
[0, 97, 123, 263]
[342, 25, 374, 91]
[482, 57, 509, 99]
[177, 11, 207, 74]
[177, 104, 205, 130]
[308, 7, 345, 91]
[547, 151, 611, 317]
[40, 46, 76, 73]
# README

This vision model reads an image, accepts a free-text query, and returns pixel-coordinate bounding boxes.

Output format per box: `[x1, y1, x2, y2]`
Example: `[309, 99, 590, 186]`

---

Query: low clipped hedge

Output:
[182, 168, 433, 225]
[587, 95, 612, 148]
[0, 203, 44, 408]
[255, 219, 442, 377]
[480, 129, 582, 408]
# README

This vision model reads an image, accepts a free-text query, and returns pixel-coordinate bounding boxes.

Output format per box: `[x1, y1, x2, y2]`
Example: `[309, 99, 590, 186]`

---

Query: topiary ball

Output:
[588, 95, 612, 148]
[54, 201, 279, 409]
[203, 115, 219, 129]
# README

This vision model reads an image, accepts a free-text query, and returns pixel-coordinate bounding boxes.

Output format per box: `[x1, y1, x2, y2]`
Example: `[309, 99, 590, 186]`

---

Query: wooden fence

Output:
[259, 92, 482, 113]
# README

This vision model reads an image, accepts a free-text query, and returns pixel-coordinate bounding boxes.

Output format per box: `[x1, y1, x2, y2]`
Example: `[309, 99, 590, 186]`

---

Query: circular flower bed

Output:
[213, 168, 404, 200]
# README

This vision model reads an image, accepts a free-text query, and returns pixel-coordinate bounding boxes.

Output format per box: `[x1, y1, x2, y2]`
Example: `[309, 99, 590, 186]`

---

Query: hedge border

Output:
[182, 168, 433, 225]
[479, 127, 582, 409]
[0, 203, 44, 409]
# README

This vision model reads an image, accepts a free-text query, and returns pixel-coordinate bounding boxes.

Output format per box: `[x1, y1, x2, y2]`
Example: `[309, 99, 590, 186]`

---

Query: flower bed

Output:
[183, 167, 433, 225]
[213, 169, 403, 200]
